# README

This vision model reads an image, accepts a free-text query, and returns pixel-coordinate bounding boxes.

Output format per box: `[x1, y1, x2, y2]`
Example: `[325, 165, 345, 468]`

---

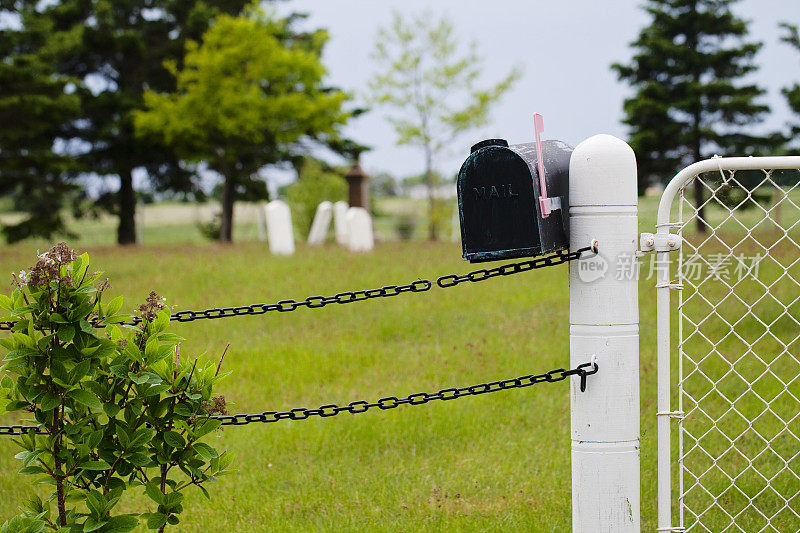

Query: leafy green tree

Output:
[780, 22, 800, 148]
[135, 10, 350, 243]
[0, 243, 232, 531]
[369, 11, 521, 240]
[613, 0, 779, 232]
[0, 8, 81, 243]
[1, 0, 250, 244]
[285, 159, 347, 237]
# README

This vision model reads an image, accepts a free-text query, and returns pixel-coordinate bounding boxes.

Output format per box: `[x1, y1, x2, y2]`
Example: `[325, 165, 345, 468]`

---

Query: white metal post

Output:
[569, 134, 640, 532]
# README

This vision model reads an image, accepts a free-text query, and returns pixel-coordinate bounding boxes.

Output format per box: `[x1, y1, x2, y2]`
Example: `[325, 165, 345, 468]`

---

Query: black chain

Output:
[0, 243, 597, 331]
[0, 361, 598, 436]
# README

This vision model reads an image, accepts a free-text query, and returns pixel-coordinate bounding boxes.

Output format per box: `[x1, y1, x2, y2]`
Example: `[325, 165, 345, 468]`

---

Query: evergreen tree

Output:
[0, 7, 81, 242]
[780, 22, 800, 148]
[613, 0, 777, 232]
[1, 0, 250, 244]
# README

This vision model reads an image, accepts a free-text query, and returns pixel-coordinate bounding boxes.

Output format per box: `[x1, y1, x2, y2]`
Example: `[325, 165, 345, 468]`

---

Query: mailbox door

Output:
[458, 146, 541, 262]
[510, 140, 571, 254]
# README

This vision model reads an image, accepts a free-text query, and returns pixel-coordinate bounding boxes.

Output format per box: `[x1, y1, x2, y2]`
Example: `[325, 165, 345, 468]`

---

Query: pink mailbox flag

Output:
[533, 113, 552, 218]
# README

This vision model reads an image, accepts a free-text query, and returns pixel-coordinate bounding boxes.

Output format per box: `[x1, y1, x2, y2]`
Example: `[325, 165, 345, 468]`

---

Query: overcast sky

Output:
[275, 0, 798, 182]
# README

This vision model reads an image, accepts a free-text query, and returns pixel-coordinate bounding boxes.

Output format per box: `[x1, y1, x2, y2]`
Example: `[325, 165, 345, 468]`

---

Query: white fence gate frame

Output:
[656, 156, 800, 532]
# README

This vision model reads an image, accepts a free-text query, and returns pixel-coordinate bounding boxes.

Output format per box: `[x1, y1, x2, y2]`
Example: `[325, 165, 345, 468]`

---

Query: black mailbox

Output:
[457, 138, 571, 263]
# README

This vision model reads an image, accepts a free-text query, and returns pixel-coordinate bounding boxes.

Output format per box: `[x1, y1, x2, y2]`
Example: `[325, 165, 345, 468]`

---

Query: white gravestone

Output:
[265, 200, 295, 256]
[333, 201, 349, 245]
[346, 207, 374, 253]
[307, 201, 333, 245]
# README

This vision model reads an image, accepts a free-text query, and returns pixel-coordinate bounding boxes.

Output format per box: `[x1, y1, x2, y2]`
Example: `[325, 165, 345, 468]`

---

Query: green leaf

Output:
[18, 465, 46, 475]
[216, 451, 235, 471]
[40, 392, 61, 411]
[82, 517, 107, 532]
[153, 344, 174, 364]
[79, 345, 100, 357]
[144, 336, 158, 362]
[104, 515, 139, 533]
[2, 515, 46, 533]
[79, 320, 97, 334]
[163, 431, 185, 449]
[50, 361, 70, 385]
[75, 253, 90, 283]
[192, 442, 217, 462]
[69, 360, 91, 385]
[105, 295, 123, 317]
[93, 340, 117, 359]
[11, 332, 35, 349]
[0, 294, 12, 311]
[163, 491, 184, 509]
[4, 400, 29, 412]
[193, 418, 222, 439]
[144, 512, 167, 530]
[49, 312, 68, 324]
[124, 343, 143, 363]
[88, 429, 103, 449]
[67, 389, 102, 409]
[109, 364, 128, 377]
[128, 372, 150, 385]
[104, 314, 131, 324]
[21, 493, 44, 513]
[115, 425, 130, 448]
[128, 452, 153, 467]
[57, 325, 75, 343]
[144, 483, 165, 505]
[150, 310, 170, 334]
[80, 460, 111, 471]
[130, 427, 154, 448]
[157, 332, 185, 342]
[70, 302, 95, 321]
[173, 403, 192, 417]
[143, 383, 170, 397]
[103, 403, 121, 418]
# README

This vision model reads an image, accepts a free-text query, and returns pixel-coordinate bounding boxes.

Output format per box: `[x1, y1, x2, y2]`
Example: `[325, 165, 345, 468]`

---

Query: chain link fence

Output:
[674, 166, 800, 532]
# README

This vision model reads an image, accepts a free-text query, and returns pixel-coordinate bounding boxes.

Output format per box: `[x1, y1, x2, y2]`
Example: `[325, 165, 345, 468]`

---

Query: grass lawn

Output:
[0, 239, 660, 531]
[0, 186, 796, 531]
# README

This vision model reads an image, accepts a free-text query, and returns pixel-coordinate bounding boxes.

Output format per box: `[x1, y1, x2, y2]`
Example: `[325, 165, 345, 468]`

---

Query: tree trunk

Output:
[424, 147, 437, 241]
[53, 408, 67, 526]
[693, 178, 706, 233]
[54, 449, 66, 525]
[689, 0, 707, 235]
[691, 95, 706, 234]
[118, 169, 137, 245]
[158, 464, 168, 533]
[220, 173, 234, 243]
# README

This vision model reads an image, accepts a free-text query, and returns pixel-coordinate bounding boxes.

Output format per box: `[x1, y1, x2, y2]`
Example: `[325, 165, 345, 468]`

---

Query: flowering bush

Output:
[0, 243, 233, 532]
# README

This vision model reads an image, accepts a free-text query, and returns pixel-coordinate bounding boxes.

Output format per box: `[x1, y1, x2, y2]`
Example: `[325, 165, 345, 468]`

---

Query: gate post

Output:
[569, 134, 640, 531]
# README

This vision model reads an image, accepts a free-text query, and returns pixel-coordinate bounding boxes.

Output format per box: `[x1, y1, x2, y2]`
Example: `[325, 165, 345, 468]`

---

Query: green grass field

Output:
[0, 188, 796, 531]
[0, 243, 661, 531]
